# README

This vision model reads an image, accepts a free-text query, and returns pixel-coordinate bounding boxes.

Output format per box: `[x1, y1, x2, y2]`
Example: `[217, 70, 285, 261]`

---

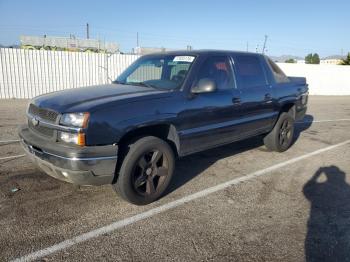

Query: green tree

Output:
[305, 53, 313, 64]
[305, 53, 320, 64]
[285, 58, 296, 63]
[313, 53, 320, 64]
[340, 53, 350, 65]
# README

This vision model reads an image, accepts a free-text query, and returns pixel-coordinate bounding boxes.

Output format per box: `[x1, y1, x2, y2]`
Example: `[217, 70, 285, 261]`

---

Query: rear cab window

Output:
[266, 58, 290, 84]
[232, 55, 268, 89]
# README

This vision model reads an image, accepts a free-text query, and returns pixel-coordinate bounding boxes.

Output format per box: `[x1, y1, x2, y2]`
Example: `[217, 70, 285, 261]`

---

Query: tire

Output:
[263, 112, 295, 152]
[113, 136, 175, 205]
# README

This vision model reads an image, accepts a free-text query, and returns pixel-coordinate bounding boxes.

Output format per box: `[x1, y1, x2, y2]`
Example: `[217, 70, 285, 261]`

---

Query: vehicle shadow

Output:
[303, 166, 350, 262]
[165, 114, 314, 195]
[293, 114, 314, 145]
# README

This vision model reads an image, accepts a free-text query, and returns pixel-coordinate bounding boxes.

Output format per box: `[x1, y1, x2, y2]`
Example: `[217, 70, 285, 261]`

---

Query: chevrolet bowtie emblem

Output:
[31, 117, 39, 127]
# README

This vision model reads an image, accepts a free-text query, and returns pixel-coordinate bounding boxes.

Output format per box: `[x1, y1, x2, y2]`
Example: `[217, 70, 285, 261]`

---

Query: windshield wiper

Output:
[113, 80, 126, 85]
[114, 80, 161, 90]
[136, 82, 155, 88]
[131, 82, 160, 89]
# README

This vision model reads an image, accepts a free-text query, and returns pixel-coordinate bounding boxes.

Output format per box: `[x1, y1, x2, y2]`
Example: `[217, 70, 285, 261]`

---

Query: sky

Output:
[0, 0, 349, 57]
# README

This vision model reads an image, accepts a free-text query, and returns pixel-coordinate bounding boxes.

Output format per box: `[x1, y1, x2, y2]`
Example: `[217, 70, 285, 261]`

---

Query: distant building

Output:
[133, 47, 167, 55]
[320, 55, 345, 65]
[320, 59, 342, 65]
[133, 46, 192, 55]
[20, 35, 119, 53]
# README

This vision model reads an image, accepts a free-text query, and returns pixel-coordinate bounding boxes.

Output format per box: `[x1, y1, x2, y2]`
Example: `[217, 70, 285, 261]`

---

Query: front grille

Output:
[28, 104, 58, 137]
[28, 119, 55, 137]
[28, 104, 58, 123]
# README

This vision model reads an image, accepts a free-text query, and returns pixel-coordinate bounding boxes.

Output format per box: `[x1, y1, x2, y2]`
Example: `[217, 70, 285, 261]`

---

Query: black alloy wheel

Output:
[263, 112, 295, 152]
[114, 136, 175, 205]
[132, 149, 169, 196]
[279, 118, 293, 147]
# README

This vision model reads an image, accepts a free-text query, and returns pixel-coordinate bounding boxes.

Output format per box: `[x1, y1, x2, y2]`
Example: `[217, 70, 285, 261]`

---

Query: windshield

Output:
[115, 55, 195, 90]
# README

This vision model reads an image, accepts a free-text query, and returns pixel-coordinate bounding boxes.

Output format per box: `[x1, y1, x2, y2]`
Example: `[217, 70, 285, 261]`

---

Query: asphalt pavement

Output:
[1, 96, 350, 261]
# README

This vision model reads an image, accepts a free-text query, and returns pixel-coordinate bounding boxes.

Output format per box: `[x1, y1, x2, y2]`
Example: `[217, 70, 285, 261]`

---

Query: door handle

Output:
[232, 97, 241, 105]
[264, 93, 272, 100]
[264, 93, 273, 104]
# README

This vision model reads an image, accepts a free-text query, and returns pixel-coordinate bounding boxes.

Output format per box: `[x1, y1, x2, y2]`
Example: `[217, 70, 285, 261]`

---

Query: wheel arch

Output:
[113, 123, 179, 183]
[280, 102, 296, 119]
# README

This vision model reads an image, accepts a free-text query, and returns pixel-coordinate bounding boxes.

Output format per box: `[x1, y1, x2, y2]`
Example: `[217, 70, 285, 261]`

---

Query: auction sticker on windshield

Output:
[173, 56, 195, 62]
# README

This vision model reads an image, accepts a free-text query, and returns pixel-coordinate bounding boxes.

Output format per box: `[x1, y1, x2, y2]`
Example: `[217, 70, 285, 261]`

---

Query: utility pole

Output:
[256, 44, 259, 53]
[86, 23, 90, 39]
[136, 32, 139, 47]
[262, 35, 268, 54]
[246, 41, 249, 52]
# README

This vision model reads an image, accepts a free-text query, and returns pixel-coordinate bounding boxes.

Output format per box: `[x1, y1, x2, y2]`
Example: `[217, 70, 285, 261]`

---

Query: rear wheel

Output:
[263, 112, 295, 152]
[113, 136, 175, 205]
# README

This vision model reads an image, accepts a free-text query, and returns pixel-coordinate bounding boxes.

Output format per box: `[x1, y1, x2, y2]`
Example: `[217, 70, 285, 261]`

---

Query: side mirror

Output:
[191, 78, 217, 94]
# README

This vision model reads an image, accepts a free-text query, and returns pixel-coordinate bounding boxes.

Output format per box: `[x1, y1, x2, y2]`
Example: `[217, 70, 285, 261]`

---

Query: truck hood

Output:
[32, 84, 168, 113]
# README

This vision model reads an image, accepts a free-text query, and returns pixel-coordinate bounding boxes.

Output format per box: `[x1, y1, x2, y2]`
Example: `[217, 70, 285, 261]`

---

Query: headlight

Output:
[60, 113, 89, 128]
[58, 131, 86, 146]
[59, 113, 89, 146]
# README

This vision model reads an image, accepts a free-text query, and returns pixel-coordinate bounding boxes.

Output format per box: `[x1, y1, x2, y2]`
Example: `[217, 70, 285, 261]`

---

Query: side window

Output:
[196, 56, 235, 90]
[234, 55, 267, 89]
[267, 58, 290, 84]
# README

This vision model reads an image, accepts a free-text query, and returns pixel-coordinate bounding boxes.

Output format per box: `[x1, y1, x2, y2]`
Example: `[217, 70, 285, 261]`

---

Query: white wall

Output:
[0, 48, 139, 99]
[277, 63, 350, 95]
[0, 48, 349, 98]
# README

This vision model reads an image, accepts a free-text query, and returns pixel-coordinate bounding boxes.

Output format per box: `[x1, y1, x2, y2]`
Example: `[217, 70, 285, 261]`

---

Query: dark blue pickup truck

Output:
[19, 50, 308, 205]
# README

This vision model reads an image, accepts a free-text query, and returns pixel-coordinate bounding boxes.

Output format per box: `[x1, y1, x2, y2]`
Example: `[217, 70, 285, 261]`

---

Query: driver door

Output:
[179, 55, 241, 155]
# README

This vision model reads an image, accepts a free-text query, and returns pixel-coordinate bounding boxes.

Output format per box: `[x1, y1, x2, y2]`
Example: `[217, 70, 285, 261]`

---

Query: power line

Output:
[0, 24, 346, 56]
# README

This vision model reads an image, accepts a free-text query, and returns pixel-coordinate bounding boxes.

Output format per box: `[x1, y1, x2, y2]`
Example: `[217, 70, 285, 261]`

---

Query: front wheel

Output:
[263, 112, 295, 152]
[113, 136, 175, 205]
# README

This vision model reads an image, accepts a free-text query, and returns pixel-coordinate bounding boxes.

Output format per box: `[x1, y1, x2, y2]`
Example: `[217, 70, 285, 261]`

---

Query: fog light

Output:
[59, 132, 78, 144]
[58, 132, 86, 146]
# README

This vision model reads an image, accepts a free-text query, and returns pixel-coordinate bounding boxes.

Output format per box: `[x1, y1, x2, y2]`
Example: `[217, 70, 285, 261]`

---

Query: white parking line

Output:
[0, 139, 20, 144]
[0, 154, 25, 161]
[296, 118, 350, 124]
[11, 139, 350, 262]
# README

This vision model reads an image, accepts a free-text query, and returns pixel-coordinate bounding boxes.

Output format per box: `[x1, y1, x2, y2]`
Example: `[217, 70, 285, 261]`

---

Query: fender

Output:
[116, 113, 180, 150]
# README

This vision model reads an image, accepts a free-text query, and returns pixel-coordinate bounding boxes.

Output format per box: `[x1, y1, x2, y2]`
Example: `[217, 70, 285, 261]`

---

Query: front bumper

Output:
[295, 91, 308, 121]
[296, 106, 307, 121]
[19, 125, 118, 186]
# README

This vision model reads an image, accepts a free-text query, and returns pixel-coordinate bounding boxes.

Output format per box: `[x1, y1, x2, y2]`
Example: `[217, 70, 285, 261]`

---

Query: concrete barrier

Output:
[277, 63, 350, 95]
[0, 48, 349, 98]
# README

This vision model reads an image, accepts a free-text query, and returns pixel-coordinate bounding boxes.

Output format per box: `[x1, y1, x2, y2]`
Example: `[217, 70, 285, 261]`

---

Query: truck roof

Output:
[142, 49, 265, 57]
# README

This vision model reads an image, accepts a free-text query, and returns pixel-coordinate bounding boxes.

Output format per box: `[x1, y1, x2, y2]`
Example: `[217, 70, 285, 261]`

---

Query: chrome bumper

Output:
[20, 139, 118, 186]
